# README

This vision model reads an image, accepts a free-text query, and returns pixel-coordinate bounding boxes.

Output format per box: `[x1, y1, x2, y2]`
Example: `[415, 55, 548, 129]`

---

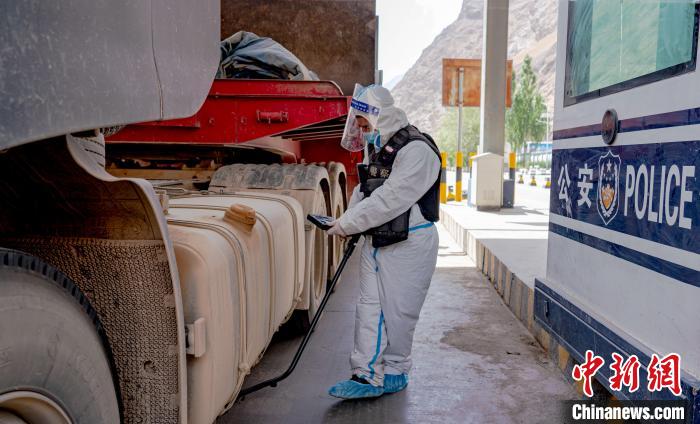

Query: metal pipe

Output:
[456, 67, 464, 202]
[440, 152, 447, 204]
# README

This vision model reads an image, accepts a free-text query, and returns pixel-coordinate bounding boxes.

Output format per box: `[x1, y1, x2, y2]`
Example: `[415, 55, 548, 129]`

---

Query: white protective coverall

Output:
[337, 91, 440, 387]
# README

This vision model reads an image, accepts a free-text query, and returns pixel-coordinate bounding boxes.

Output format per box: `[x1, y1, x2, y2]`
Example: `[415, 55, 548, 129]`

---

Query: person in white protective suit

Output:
[326, 84, 441, 399]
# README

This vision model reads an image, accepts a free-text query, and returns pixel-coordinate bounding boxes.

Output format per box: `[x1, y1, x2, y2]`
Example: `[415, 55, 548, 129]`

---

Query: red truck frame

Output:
[107, 79, 362, 189]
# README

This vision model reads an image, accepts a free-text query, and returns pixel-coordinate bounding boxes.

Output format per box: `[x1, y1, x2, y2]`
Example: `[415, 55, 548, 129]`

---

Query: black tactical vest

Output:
[364, 125, 441, 221]
[357, 125, 441, 248]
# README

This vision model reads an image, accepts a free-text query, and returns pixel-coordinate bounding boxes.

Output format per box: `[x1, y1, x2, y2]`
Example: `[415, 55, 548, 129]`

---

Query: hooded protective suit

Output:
[333, 85, 440, 391]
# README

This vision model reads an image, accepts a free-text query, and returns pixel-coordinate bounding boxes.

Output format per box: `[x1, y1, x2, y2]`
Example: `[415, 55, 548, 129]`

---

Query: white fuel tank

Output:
[171, 193, 305, 325]
[166, 193, 306, 423]
[167, 204, 270, 423]
[167, 223, 245, 424]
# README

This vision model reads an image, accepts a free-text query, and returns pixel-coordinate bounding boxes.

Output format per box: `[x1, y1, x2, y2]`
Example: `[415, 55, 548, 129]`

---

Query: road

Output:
[218, 224, 575, 423]
[444, 170, 552, 213]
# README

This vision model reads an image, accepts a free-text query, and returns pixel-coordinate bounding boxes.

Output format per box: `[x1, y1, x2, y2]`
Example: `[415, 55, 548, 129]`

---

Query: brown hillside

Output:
[391, 0, 558, 133]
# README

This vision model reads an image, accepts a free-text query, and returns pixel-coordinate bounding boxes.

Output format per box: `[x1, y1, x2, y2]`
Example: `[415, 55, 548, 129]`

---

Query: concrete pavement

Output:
[439, 177, 591, 409]
[218, 224, 576, 424]
[441, 182, 550, 290]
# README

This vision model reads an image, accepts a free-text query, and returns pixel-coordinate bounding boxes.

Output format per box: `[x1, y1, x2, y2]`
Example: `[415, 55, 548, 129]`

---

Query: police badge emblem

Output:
[597, 150, 621, 225]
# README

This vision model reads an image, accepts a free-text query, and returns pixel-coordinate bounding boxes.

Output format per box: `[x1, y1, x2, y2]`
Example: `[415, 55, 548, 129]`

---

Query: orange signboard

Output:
[442, 58, 512, 107]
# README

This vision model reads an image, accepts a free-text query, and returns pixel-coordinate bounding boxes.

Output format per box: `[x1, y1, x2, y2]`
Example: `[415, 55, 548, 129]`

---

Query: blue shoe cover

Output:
[383, 373, 408, 393]
[328, 376, 384, 399]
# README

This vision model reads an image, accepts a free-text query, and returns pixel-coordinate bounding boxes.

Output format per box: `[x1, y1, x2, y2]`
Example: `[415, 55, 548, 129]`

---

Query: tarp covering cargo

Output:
[217, 31, 318, 80]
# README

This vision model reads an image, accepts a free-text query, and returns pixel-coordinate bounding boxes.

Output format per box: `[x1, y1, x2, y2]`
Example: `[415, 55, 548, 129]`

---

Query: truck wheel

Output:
[0, 249, 120, 424]
[307, 188, 329, 323]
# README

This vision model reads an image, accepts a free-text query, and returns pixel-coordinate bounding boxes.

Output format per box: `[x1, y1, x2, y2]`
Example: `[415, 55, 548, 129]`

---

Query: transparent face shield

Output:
[341, 84, 382, 152]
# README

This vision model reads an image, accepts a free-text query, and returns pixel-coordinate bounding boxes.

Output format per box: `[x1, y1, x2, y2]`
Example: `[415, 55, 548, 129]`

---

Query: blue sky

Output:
[377, 0, 463, 87]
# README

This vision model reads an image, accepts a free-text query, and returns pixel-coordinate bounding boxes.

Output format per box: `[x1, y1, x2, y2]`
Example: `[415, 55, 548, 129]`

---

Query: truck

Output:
[537, 0, 699, 420]
[0, 1, 377, 423]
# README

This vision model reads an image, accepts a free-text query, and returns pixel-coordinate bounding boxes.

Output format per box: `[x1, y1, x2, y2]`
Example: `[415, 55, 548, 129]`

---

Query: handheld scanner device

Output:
[307, 214, 335, 231]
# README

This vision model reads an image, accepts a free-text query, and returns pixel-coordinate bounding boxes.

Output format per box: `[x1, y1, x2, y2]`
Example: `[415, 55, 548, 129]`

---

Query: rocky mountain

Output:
[391, 0, 558, 134]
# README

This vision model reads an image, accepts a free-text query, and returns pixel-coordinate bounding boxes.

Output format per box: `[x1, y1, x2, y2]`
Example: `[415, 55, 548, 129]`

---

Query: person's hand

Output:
[327, 220, 347, 238]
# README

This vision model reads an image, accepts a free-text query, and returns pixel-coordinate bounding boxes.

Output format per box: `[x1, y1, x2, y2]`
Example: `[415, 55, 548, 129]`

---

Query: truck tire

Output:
[287, 186, 329, 334]
[0, 249, 120, 424]
[305, 186, 329, 323]
[325, 163, 347, 293]
[312, 162, 347, 294]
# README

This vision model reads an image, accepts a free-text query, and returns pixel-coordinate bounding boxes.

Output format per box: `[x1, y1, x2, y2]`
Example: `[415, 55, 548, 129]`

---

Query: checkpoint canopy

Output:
[441, 58, 513, 107]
